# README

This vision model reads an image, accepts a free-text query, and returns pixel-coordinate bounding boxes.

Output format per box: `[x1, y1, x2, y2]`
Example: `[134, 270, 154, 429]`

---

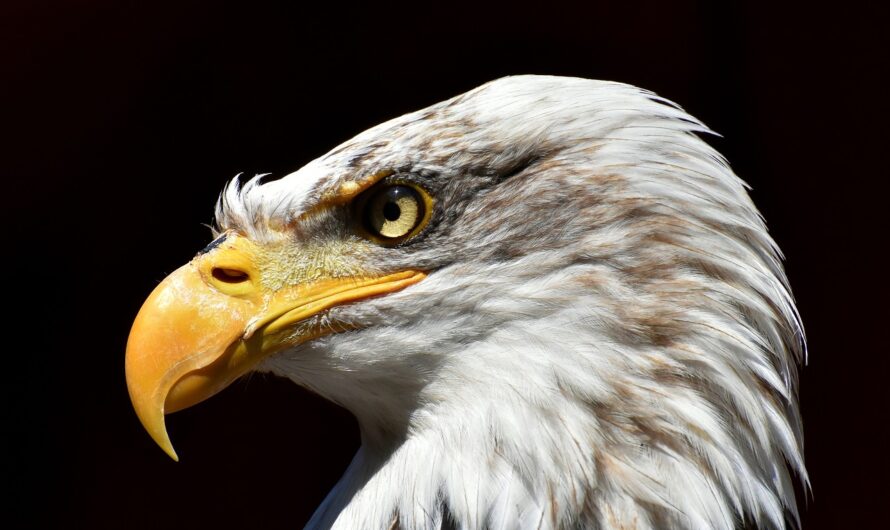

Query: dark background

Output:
[3, 1, 887, 528]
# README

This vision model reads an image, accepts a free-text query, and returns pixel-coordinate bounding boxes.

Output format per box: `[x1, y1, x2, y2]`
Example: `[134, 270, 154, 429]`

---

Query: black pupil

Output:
[383, 201, 401, 221]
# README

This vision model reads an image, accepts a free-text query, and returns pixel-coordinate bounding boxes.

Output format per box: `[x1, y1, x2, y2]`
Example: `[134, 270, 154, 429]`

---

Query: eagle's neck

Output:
[299, 331, 790, 530]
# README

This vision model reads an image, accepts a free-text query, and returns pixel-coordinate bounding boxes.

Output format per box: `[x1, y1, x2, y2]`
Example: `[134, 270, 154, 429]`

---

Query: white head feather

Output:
[217, 76, 806, 530]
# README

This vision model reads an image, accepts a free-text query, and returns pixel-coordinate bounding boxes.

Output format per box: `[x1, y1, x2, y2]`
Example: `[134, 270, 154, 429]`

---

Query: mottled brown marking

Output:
[603, 499, 639, 530]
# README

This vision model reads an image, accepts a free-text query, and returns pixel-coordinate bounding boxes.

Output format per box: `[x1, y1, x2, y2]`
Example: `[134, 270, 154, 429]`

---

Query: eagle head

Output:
[126, 76, 806, 529]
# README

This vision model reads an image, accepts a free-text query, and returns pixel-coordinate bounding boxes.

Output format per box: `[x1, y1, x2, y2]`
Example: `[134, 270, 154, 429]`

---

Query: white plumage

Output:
[208, 76, 807, 529]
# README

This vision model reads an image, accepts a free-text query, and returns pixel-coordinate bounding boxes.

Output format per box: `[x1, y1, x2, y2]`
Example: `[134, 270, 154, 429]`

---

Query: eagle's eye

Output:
[357, 183, 431, 243]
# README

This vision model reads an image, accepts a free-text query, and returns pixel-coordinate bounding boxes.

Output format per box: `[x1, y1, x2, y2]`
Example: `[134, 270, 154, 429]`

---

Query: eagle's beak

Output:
[125, 233, 425, 461]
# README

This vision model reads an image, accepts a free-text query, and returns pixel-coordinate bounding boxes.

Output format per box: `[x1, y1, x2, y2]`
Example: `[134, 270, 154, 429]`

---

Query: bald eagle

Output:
[126, 76, 806, 530]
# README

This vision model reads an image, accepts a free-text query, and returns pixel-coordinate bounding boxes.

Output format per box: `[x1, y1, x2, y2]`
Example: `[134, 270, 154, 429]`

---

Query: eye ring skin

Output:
[354, 180, 434, 246]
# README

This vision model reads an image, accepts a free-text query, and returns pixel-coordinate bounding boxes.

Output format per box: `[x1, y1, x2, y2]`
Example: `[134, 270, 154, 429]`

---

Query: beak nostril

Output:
[212, 267, 250, 284]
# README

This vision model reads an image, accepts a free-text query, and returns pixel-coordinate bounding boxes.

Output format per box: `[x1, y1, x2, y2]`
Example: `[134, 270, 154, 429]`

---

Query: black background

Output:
[3, 1, 887, 528]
